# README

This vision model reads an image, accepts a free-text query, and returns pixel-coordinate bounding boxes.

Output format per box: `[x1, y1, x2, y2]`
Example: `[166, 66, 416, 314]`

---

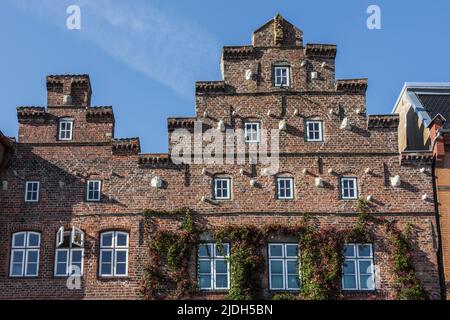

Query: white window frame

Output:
[99, 231, 129, 277]
[341, 177, 358, 200]
[244, 122, 261, 143]
[214, 178, 231, 200]
[86, 180, 102, 202]
[306, 120, 323, 142]
[342, 244, 375, 291]
[58, 118, 73, 141]
[25, 181, 40, 203]
[198, 243, 230, 291]
[277, 177, 294, 200]
[10, 231, 41, 277]
[54, 227, 85, 277]
[274, 66, 290, 87]
[268, 243, 300, 291]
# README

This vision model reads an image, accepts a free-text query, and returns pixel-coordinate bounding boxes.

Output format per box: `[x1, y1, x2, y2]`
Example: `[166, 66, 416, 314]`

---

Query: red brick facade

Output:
[0, 15, 442, 299]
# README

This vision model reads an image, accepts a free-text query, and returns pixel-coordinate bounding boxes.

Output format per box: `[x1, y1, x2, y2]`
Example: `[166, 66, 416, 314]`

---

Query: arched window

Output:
[99, 231, 129, 277]
[54, 227, 84, 277]
[10, 232, 41, 277]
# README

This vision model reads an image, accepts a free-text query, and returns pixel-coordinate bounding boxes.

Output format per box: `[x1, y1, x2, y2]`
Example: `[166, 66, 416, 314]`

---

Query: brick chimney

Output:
[429, 114, 446, 163]
[46, 74, 92, 107]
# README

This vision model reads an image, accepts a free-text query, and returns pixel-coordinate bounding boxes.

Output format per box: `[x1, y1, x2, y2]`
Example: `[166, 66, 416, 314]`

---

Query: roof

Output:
[392, 82, 450, 128]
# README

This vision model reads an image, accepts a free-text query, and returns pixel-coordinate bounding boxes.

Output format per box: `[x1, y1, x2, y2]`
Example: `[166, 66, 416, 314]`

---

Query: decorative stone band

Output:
[112, 138, 141, 155]
[400, 151, 434, 166]
[17, 106, 47, 122]
[367, 115, 400, 129]
[195, 81, 226, 94]
[86, 107, 114, 122]
[167, 117, 196, 131]
[222, 46, 255, 60]
[335, 79, 368, 93]
[139, 153, 175, 167]
[304, 44, 337, 59]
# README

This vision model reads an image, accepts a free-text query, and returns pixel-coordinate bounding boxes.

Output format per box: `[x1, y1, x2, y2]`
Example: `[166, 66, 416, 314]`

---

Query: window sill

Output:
[98, 276, 129, 281]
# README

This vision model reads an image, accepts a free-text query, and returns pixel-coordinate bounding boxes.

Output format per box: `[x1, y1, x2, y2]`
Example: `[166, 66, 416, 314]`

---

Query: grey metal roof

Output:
[417, 94, 450, 128]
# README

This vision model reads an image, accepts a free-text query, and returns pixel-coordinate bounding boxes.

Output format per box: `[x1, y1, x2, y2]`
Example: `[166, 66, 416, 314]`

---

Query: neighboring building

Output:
[0, 15, 442, 300]
[393, 83, 450, 299]
[0, 131, 13, 173]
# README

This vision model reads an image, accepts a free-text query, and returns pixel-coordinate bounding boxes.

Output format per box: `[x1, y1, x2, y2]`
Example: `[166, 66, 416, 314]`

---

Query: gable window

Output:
[341, 177, 358, 200]
[198, 243, 230, 290]
[277, 177, 294, 200]
[269, 243, 299, 291]
[10, 232, 41, 277]
[306, 120, 323, 142]
[244, 122, 260, 143]
[54, 227, 84, 277]
[214, 178, 231, 200]
[342, 244, 375, 291]
[86, 180, 101, 202]
[99, 231, 129, 277]
[59, 118, 73, 141]
[274, 66, 290, 87]
[25, 181, 40, 203]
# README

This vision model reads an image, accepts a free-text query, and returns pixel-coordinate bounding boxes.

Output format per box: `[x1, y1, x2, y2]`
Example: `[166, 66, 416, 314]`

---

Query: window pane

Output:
[269, 245, 283, 257]
[27, 250, 38, 264]
[215, 260, 228, 274]
[358, 245, 372, 257]
[286, 260, 297, 274]
[199, 260, 211, 273]
[343, 275, 357, 289]
[11, 251, 24, 276]
[28, 233, 40, 247]
[101, 233, 113, 247]
[199, 275, 212, 289]
[100, 250, 113, 275]
[215, 274, 228, 288]
[343, 260, 356, 274]
[286, 245, 298, 257]
[270, 260, 283, 274]
[215, 244, 228, 257]
[13, 233, 25, 247]
[56, 261, 67, 276]
[287, 275, 300, 289]
[198, 244, 212, 257]
[360, 275, 374, 290]
[344, 245, 355, 257]
[271, 275, 284, 289]
[116, 250, 127, 263]
[116, 233, 128, 247]
[359, 260, 373, 274]
[26, 263, 38, 276]
[116, 263, 127, 275]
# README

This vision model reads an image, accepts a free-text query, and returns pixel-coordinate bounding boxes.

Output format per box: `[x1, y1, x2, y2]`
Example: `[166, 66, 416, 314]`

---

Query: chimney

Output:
[46, 74, 92, 107]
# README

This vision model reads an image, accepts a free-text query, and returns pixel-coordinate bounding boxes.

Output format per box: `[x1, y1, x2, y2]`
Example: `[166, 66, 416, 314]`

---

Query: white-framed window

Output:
[25, 181, 40, 203]
[99, 231, 129, 277]
[268, 243, 300, 291]
[10, 232, 41, 277]
[54, 227, 84, 277]
[244, 122, 260, 143]
[58, 118, 73, 141]
[342, 244, 375, 291]
[306, 120, 323, 142]
[274, 66, 290, 87]
[277, 177, 294, 200]
[198, 243, 230, 290]
[341, 177, 358, 200]
[214, 178, 231, 200]
[86, 180, 101, 202]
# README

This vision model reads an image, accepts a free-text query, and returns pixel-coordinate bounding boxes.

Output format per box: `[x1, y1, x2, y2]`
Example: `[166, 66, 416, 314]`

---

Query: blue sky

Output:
[1, 0, 450, 152]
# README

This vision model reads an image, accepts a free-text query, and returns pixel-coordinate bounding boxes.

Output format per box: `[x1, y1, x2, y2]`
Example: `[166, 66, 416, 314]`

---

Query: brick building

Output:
[393, 83, 450, 299]
[0, 15, 442, 300]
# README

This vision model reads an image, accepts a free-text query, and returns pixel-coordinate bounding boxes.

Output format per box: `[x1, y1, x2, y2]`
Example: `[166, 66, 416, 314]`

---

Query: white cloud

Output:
[9, 0, 220, 99]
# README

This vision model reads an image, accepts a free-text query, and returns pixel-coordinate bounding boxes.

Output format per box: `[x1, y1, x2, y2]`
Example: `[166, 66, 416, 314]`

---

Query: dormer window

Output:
[274, 66, 290, 87]
[244, 122, 260, 143]
[59, 118, 73, 141]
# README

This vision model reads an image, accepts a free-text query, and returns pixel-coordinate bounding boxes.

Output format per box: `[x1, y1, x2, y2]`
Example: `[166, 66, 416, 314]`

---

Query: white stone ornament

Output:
[63, 94, 72, 105]
[245, 69, 253, 81]
[302, 168, 308, 175]
[279, 120, 287, 131]
[340, 117, 351, 130]
[59, 181, 65, 189]
[422, 194, 428, 201]
[390, 175, 401, 188]
[151, 176, 163, 188]
[201, 196, 206, 203]
[240, 169, 245, 175]
[2, 181, 8, 191]
[203, 111, 208, 118]
[315, 177, 324, 188]
[420, 168, 426, 173]
[328, 109, 334, 116]
[328, 168, 334, 175]
[311, 72, 318, 80]
[202, 168, 207, 176]
[321, 62, 327, 68]
[300, 60, 307, 67]
[367, 195, 373, 202]
[365, 168, 372, 174]
[293, 108, 299, 116]
[218, 120, 226, 132]
[250, 179, 257, 187]
[267, 110, 272, 117]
